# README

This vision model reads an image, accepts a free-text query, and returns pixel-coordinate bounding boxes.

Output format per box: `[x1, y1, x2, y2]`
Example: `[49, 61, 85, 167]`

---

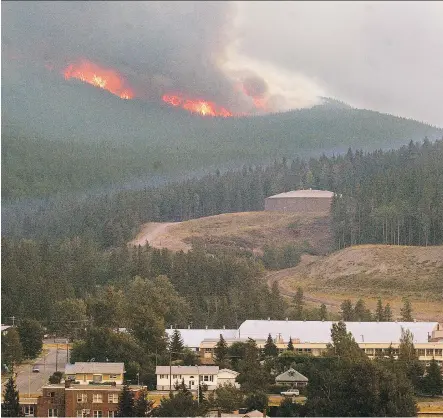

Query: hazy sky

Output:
[230, 1, 443, 126]
[3, 1, 443, 125]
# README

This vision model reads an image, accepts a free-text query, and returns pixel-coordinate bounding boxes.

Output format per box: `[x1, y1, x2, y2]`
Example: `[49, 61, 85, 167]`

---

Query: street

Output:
[5, 345, 68, 396]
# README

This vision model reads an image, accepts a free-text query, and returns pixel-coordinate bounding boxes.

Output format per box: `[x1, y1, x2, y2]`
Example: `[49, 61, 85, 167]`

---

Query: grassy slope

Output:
[130, 213, 443, 321]
[276, 245, 443, 321]
[129, 211, 334, 255]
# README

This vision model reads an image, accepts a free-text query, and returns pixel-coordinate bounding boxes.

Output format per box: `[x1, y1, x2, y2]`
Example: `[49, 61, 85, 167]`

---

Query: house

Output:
[217, 369, 240, 388]
[1, 324, 12, 336]
[156, 365, 219, 391]
[64, 362, 125, 385]
[275, 368, 308, 388]
[164, 328, 238, 352]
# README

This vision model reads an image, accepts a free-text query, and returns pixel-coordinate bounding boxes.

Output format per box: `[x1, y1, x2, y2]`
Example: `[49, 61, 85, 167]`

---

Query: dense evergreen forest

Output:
[4, 138, 443, 248]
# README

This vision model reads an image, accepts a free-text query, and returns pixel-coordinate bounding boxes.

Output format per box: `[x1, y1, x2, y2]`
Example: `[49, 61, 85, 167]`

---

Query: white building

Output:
[165, 328, 238, 352]
[156, 365, 219, 391]
[217, 369, 240, 388]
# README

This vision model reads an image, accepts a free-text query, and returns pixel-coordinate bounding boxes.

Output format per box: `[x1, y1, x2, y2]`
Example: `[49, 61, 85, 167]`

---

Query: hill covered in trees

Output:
[2, 66, 442, 199]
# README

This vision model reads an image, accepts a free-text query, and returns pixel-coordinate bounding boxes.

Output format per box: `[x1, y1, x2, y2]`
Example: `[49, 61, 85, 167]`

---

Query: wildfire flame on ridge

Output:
[162, 94, 233, 117]
[63, 59, 134, 100]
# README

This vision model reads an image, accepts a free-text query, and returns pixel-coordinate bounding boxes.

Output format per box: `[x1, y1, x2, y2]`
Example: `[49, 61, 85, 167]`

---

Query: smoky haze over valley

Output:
[2, 1, 443, 124]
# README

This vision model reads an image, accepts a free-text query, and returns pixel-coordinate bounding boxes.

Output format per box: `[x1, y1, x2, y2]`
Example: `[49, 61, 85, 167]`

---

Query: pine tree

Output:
[401, 298, 413, 321]
[214, 335, 229, 367]
[287, 337, 294, 351]
[117, 385, 135, 417]
[134, 389, 153, 417]
[375, 298, 385, 321]
[2, 375, 21, 417]
[293, 287, 304, 320]
[340, 300, 354, 321]
[384, 303, 393, 321]
[424, 359, 443, 397]
[319, 303, 328, 321]
[354, 299, 371, 321]
[263, 334, 278, 357]
[169, 329, 184, 361]
[1, 328, 23, 369]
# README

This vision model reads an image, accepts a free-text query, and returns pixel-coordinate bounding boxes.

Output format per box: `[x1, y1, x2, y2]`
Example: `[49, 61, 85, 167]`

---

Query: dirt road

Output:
[128, 222, 191, 251]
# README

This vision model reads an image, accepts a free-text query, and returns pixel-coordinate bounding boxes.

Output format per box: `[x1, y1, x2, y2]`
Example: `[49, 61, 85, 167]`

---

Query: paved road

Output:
[13, 345, 68, 396]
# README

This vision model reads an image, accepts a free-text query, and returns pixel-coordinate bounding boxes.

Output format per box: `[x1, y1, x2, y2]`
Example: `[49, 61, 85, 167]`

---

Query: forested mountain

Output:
[2, 63, 442, 199]
[3, 139, 443, 250]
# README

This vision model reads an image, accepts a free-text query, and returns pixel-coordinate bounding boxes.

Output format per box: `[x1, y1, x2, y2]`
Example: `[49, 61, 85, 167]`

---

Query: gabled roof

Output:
[156, 365, 219, 375]
[65, 362, 124, 375]
[238, 320, 437, 344]
[275, 368, 308, 383]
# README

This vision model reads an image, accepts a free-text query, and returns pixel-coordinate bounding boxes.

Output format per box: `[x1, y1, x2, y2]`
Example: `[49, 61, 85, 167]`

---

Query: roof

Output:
[275, 368, 308, 383]
[65, 362, 124, 375]
[266, 189, 334, 199]
[156, 365, 219, 375]
[165, 328, 238, 348]
[238, 320, 438, 344]
[218, 368, 239, 377]
[243, 410, 266, 417]
[1, 325, 11, 332]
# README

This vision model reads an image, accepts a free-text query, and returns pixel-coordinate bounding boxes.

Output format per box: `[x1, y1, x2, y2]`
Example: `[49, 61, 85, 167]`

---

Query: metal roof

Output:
[165, 328, 238, 348]
[266, 189, 334, 199]
[65, 362, 124, 375]
[238, 320, 438, 344]
[275, 368, 308, 382]
[1, 325, 11, 332]
[156, 365, 219, 375]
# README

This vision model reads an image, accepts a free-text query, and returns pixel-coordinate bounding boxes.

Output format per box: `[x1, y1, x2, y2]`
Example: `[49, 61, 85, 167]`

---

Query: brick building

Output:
[36, 382, 145, 417]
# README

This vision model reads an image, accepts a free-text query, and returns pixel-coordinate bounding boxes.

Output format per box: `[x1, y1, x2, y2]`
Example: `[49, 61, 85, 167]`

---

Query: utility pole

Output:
[66, 339, 69, 364]
[197, 365, 200, 406]
[28, 364, 31, 397]
[169, 351, 172, 394]
[56, 344, 59, 372]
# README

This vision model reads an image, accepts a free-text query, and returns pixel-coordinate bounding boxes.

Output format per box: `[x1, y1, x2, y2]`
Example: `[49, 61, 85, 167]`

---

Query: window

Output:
[48, 409, 57, 417]
[23, 405, 35, 417]
[108, 412, 116, 418]
[159, 374, 168, 379]
[109, 374, 118, 379]
[173, 375, 178, 379]
[93, 374, 103, 383]
[210, 375, 213, 382]
[49, 392, 55, 398]
[435, 349, 442, 357]
[93, 393, 102, 403]
[203, 375, 209, 382]
[417, 349, 426, 357]
[77, 394, 87, 403]
[190, 376, 194, 379]
[76, 411, 85, 418]
[93, 411, 103, 418]
[108, 393, 119, 404]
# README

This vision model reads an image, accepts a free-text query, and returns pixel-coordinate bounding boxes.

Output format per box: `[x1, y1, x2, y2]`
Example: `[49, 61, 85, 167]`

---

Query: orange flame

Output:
[63, 59, 134, 99]
[162, 94, 233, 117]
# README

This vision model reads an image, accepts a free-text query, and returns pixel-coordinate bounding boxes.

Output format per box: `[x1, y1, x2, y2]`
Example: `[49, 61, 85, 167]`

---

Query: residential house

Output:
[156, 365, 219, 391]
[217, 369, 240, 388]
[275, 368, 308, 388]
[65, 362, 125, 385]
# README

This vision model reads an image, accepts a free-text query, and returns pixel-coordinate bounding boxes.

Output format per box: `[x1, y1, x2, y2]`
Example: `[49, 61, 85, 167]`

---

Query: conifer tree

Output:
[263, 334, 278, 358]
[375, 298, 385, 321]
[134, 389, 153, 417]
[2, 375, 21, 417]
[287, 337, 294, 351]
[384, 303, 393, 321]
[319, 303, 328, 321]
[340, 300, 354, 321]
[424, 359, 443, 397]
[401, 298, 413, 321]
[117, 385, 135, 417]
[293, 287, 304, 320]
[214, 334, 229, 367]
[169, 329, 184, 361]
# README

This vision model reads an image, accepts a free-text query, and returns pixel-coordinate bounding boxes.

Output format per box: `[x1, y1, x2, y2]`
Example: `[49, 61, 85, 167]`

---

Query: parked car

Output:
[281, 388, 299, 396]
[32, 365, 40, 373]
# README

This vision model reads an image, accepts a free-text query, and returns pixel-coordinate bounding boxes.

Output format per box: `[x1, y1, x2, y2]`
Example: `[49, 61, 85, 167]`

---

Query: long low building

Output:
[167, 320, 443, 365]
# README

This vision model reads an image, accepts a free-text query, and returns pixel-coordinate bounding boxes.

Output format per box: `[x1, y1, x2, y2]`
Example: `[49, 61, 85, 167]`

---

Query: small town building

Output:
[155, 365, 219, 391]
[264, 189, 335, 213]
[275, 368, 308, 388]
[36, 381, 145, 417]
[64, 362, 125, 385]
[217, 369, 240, 388]
[165, 328, 238, 352]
